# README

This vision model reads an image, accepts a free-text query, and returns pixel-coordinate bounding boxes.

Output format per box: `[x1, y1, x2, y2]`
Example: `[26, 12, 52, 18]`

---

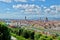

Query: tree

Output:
[23, 30, 30, 39]
[35, 33, 42, 40]
[0, 22, 11, 40]
[18, 28, 23, 36]
[30, 31, 35, 40]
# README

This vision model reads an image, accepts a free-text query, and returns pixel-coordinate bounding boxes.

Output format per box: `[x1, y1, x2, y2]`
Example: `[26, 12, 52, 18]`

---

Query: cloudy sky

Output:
[0, 0, 60, 20]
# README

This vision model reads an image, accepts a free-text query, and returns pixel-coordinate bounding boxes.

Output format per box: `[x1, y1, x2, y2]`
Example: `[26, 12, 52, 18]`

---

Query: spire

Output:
[45, 17, 48, 22]
[25, 16, 27, 20]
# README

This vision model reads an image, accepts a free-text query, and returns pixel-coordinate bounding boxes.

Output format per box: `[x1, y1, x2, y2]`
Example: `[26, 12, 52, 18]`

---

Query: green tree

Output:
[30, 31, 35, 40]
[0, 22, 11, 40]
[22, 30, 30, 39]
[18, 28, 23, 36]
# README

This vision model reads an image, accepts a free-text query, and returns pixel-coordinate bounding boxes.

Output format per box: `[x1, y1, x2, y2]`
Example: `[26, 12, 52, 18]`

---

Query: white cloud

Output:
[50, 5, 55, 9]
[43, 7, 47, 9]
[44, 8, 51, 13]
[14, 0, 27, 2]
[50, 5, 60, 12]
[0, 0, 27, 2]
[44, 5, 60, 16]
[50, 5, 57, 10]
[13, 4, 41, 14]
[44, 8, 57, 15]
[55, 5, 60, 12]
[39, 0, 46, 2]
[12, 4, 60, 16]
[0, 0, 11, 3]
[30, 0, 46, 2]
[31, 0, 35, 1]
[0, 4, 60, 19]
[0, 0, 46, 3]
